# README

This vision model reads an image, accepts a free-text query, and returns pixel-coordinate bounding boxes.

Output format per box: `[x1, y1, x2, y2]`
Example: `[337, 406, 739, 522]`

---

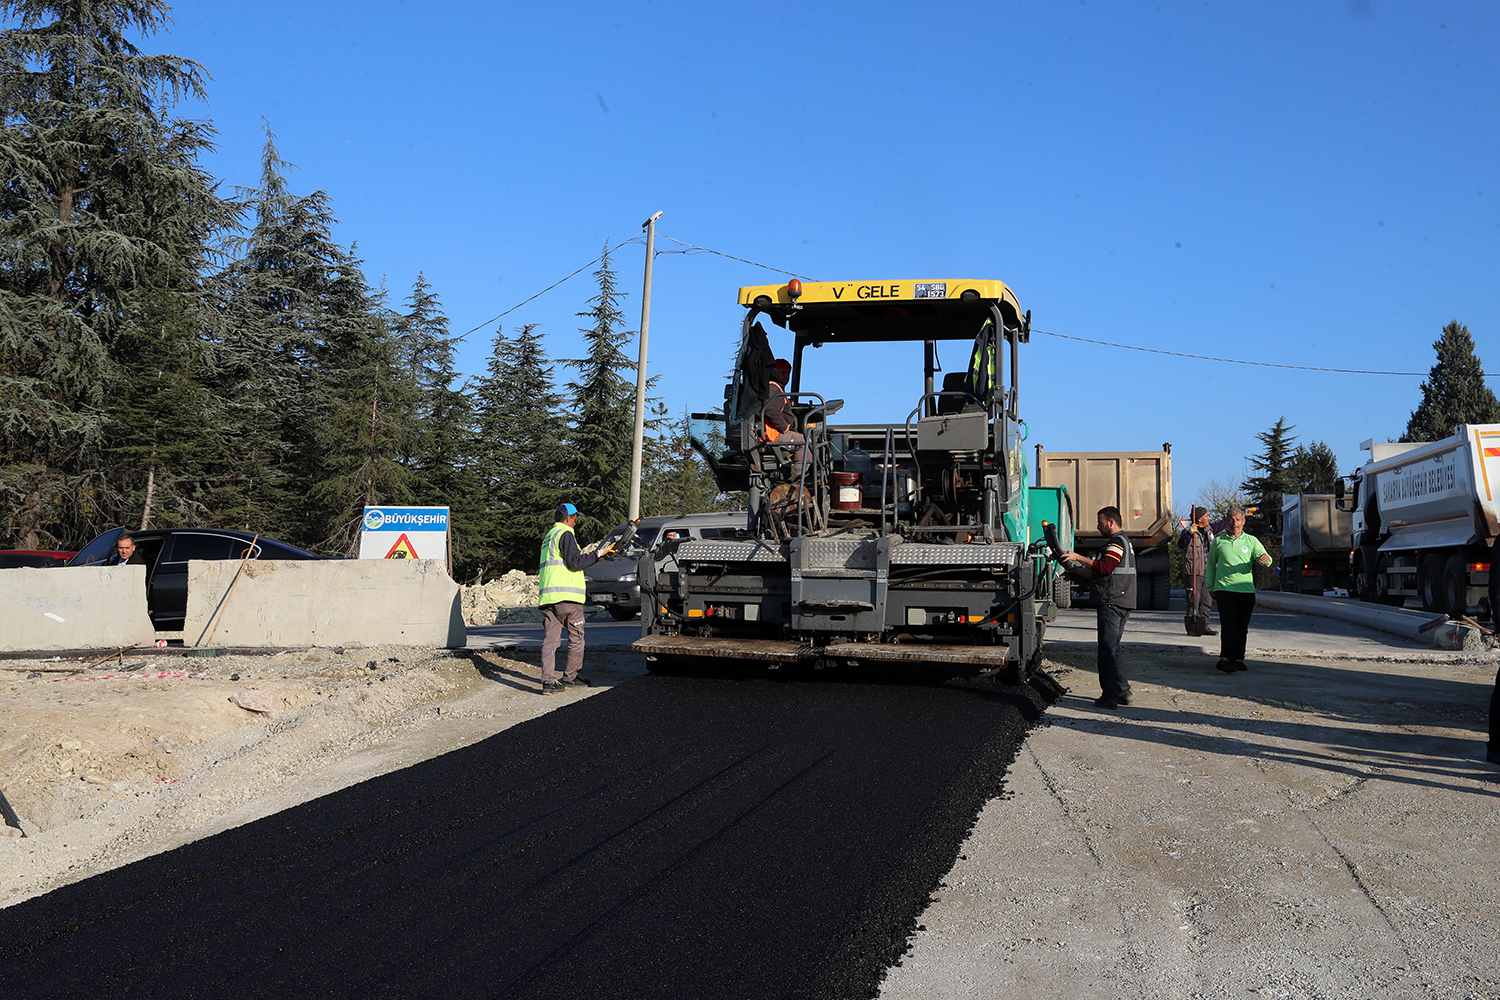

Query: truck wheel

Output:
[607, 606, 639, 622]
[1148, 572, 1170, 611]
[1375, 554, 1403, 606]
[1354, 554, 1377, 603]
[1443, 555, 1469, 618]
[1419, 555, 1446, 613]
[1054, 573, 1072, 609]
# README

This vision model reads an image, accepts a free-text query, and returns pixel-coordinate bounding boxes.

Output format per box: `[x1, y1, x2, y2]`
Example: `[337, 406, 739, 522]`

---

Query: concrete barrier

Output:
[1255, 590, 1483, 651]
[0, 565, 156, 651]
[183, 559, 466, 648]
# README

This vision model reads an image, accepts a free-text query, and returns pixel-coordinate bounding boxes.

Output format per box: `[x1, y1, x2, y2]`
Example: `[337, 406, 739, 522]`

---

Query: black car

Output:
[67, 527, 326, 631]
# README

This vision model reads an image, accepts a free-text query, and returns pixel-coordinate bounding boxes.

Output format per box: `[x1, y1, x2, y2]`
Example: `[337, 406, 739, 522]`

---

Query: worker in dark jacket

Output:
[1178, 506, 1216, 635]
[538, 503, 614, 695]
[1061, 506, 1138, 710]
[762, 358, 805, 470]
[106, 533, 146, 566]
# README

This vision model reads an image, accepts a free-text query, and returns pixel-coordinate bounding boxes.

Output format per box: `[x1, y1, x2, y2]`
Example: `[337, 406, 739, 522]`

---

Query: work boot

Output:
[1202, 628, 1217, 635]
[560, 676, 592, 688]
[540, 681, 562, 695]
[1233, 659, 1248, 671]
[1093, 694, 1119, 710]
[1116, 692, 1132, 706]
[1216, 658, 1236, 674]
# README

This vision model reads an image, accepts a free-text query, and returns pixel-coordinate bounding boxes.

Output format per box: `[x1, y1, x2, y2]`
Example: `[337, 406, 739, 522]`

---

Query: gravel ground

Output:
[880, 640, 1500, 1000]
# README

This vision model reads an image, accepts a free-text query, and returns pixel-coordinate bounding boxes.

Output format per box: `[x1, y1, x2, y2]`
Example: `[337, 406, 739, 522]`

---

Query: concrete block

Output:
[0, 565, 156, 651]
[183, 559, 466, 649]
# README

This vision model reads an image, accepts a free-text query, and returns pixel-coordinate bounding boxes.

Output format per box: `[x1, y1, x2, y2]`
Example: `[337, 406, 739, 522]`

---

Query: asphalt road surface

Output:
[0, 666, 1058, 1000]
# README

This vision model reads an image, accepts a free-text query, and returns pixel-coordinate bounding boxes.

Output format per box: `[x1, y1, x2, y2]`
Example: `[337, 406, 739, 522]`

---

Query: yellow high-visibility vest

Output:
[539, 523, 587, 605]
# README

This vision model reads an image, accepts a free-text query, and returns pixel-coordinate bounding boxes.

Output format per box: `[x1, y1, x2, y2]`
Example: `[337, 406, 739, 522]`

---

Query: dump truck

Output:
[632, 278, 1070, 682]
[1342, 426, 1500, 617]
[1032, 445, 1174, 610]
[1280, 493, 1353, 595]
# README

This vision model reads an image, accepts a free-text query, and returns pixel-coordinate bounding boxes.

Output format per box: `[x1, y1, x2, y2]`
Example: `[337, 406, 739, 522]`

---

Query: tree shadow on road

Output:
[1053, 697, 1500, 798]
[1044, 641, 1500, 799]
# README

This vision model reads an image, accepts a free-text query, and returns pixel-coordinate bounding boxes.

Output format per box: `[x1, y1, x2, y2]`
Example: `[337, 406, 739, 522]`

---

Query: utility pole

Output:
[627, 211, 662, 521]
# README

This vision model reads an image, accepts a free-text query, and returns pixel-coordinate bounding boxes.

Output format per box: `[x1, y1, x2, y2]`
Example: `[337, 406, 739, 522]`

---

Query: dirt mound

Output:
[460, 570, 610, 625]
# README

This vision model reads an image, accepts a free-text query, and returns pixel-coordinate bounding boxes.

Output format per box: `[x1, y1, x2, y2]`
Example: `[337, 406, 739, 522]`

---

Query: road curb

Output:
[1254, 590, 1486, 650]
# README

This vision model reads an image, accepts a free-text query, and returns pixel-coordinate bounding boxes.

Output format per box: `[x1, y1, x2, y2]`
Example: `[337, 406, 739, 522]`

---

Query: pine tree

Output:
[392, 274, 481, 574]
[1286, 441, 1340, 495]
[473, 323, 570, 574]
[210, 127, 407, 551]
[104, 280, 221, 529]
[1403, 321, 1500, 442]
[641, 408, 736, 516]
[207, 130, 324, 538]
[563, 244, 637, 543]
[1241, 417, 1295, 548]
[392, 273, 443, 471]
[0, 0, 233, 546]
[307, 267, 416, 556]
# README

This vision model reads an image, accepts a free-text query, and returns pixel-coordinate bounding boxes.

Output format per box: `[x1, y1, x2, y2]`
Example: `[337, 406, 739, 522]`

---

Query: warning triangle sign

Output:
[384, 533, 419, 559]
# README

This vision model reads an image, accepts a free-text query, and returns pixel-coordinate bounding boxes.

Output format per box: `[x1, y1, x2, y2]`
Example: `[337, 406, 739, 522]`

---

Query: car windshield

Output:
[67, 527, 125, 566]
[598, 525, 656, 559]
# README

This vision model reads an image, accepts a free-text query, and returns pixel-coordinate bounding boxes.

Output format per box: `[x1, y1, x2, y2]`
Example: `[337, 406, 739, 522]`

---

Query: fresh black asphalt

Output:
[0, 668, 1061, 999]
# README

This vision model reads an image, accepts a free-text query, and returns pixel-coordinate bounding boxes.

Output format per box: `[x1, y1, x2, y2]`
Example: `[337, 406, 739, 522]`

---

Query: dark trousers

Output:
[1214, 590, 1257, 662]
[1097, 603, 1131, 698]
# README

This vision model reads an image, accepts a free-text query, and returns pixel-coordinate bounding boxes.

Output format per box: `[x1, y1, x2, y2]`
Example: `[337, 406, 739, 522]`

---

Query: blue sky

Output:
[142, 0, 1498, 514]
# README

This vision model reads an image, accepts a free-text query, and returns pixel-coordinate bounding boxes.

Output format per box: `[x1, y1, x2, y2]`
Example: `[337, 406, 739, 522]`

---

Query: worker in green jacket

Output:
[1205, 507, 1273, 674]
[539, 503, 614, 694]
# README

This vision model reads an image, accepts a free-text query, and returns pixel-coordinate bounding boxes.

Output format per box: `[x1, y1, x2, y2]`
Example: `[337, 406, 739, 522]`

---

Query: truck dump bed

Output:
[1033, 446, 1174, 609]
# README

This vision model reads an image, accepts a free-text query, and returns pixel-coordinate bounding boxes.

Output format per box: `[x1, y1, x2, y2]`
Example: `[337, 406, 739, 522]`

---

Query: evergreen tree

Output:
[104, 280, 221, 529]
[0, 0, 233, 546]
[1403, 321, 1500, 442]
[1241, 417, 1295, 548]
[207, 131, 322, 537]
[392, 274, 481, 575]
[473, 323, 570, 575]
[392, 272, 443, 471]
[1286, 441, 1340, 495]
[306, 266, 415, 556]
[210, 127, 406, 551]
[641, 408, 736, 516]
[563, 244, 637, 543]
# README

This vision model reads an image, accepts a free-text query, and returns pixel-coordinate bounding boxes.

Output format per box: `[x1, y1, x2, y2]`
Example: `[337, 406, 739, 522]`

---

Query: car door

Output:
[152, 533, 239, 629]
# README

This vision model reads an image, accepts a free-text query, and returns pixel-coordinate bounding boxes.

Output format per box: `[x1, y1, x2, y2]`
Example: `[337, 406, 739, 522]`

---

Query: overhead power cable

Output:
[1033, 328, 1448, 377]
[451, 237, 644, 342]
[655, 234, 815, 281]
[450, 237, 1453, 378]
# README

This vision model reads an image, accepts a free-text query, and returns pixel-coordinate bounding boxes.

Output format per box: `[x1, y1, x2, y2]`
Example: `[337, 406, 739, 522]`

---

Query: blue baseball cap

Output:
[556, 503, 578, 517]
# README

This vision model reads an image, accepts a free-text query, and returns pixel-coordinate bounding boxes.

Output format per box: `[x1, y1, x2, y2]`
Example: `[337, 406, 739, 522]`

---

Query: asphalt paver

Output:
[0, 667, 1059, 999]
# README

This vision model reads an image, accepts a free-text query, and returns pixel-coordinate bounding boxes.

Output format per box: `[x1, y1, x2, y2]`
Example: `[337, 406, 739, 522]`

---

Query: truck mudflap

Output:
[633, 634, 1020, 668]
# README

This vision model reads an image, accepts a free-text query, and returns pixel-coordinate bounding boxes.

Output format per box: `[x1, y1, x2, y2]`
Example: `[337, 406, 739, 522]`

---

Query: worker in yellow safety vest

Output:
[538, 502, 614, 694]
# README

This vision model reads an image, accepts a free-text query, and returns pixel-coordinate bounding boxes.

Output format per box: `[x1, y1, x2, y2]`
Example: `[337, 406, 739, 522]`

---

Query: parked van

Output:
[585, 512, 749, 620]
